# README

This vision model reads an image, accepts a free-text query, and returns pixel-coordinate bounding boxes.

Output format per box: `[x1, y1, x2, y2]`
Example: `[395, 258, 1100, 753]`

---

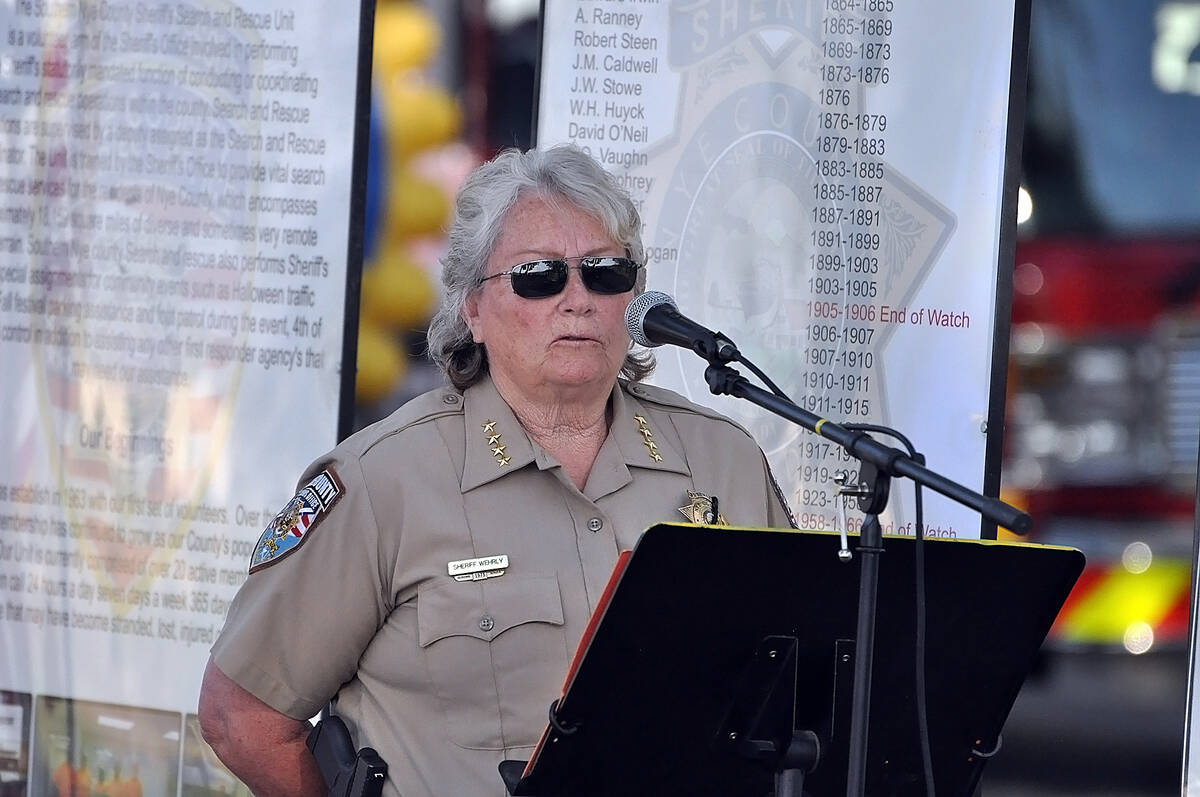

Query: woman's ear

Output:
[462, 292, 484, 344]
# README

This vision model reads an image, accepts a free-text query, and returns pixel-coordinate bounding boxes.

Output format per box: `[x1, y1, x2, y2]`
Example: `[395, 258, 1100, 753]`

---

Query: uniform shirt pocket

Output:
[417, 574, 568, 750]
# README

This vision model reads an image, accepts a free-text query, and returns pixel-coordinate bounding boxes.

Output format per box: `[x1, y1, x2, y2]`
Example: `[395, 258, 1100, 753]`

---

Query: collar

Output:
[460, 376, 537, 492]
[608, 381, 690, 477]
[459, 376, 690, 494]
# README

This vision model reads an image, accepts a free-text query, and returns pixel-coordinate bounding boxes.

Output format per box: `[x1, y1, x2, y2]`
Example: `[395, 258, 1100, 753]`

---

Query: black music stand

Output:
[499, 523, 1084, 797]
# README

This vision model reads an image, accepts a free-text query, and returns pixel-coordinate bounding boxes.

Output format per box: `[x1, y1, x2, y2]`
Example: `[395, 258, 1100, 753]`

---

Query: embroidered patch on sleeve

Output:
[249, 467, 345, 573]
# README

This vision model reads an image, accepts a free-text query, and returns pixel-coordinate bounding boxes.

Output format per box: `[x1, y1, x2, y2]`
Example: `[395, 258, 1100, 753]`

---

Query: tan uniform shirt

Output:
[211, 376, 794, 797]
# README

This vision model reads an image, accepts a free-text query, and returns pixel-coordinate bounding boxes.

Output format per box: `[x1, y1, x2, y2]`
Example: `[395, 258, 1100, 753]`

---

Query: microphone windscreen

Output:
[625, 291, 675, 347]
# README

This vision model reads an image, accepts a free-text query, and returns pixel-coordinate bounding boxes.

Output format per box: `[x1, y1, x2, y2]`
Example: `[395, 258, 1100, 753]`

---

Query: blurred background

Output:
[353, 1, 1199, 794]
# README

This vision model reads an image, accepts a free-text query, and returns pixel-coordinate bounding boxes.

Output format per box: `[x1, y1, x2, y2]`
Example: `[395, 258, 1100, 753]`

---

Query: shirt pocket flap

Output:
[417, 575, 565, 646]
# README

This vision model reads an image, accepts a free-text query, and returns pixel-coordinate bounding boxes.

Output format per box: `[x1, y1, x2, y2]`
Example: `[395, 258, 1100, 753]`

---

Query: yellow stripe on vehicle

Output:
[1055, 560, 1191, 644]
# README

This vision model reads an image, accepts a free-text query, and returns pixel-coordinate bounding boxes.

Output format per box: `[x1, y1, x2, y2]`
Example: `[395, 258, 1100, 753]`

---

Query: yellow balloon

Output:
[382, 82, 462, 158]
[361, 253, 438, 329]
[373, 1, 440, 76]
[355, 321, 408, 404]
[384, 169, 450, 239]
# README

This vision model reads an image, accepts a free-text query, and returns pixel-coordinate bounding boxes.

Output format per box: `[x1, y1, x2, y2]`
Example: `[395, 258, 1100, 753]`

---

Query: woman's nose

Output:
[558, 266, 595, 311]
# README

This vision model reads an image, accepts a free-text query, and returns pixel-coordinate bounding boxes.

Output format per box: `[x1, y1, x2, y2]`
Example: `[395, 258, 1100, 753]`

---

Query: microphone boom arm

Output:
[701, 363, 1030, 533]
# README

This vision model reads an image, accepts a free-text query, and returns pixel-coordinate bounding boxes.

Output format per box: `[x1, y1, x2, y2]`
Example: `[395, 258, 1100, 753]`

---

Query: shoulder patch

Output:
[249, 467, 345, 573]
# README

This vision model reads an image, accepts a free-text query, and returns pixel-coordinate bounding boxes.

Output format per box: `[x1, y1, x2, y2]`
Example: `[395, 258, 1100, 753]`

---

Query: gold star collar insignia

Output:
[633, 414, 664, 462]
[482, 420, 511, 468]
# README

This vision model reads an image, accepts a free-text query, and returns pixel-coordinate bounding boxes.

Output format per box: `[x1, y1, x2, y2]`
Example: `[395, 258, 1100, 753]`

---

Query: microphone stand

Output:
[696, 347, 1030, 797]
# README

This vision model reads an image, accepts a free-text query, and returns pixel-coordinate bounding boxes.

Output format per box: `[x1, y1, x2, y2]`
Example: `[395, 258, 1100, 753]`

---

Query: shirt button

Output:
[443, 394, 461, 405]
[587, 517, 603, 532]
[478, 615, 494, 632]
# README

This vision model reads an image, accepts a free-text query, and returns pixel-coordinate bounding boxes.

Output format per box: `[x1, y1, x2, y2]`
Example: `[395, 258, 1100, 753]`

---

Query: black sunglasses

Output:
[479, 256, 641, 299]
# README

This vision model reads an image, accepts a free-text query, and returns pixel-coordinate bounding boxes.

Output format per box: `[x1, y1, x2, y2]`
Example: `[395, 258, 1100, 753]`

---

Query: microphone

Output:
[625, 291, 740, 362]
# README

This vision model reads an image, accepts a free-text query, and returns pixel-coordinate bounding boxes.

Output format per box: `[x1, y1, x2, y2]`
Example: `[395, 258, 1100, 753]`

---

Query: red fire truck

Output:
[1003, 0, 1200, 657]
[1005, 238, 1197, 652]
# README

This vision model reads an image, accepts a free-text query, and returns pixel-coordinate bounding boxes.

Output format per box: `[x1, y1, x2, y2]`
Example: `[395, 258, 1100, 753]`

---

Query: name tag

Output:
[447, 554, 509, 582]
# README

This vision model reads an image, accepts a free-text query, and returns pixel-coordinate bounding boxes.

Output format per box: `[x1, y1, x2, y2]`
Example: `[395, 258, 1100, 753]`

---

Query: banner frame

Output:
[981, 0, 1032, 539]
[336, 0, 378, 442]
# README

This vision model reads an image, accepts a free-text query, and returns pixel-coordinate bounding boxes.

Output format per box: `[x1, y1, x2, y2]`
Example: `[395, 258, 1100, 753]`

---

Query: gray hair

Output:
[426, 144, 655, 389]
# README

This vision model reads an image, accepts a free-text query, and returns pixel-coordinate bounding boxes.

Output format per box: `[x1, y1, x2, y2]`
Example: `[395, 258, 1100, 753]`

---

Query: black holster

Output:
[306, 714, 388, 797]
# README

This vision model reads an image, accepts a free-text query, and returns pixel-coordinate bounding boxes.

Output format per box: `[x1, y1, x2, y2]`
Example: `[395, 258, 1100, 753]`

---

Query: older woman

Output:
[198, 145, 795, 797]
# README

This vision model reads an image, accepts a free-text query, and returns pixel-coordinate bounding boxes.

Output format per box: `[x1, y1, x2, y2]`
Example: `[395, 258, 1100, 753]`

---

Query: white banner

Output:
[0, 0, 367, 789]
[538, 0, 1022, 539]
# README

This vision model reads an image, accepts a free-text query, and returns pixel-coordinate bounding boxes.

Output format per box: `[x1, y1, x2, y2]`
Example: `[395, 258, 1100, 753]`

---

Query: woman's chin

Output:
[543, 361, 618, 391]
